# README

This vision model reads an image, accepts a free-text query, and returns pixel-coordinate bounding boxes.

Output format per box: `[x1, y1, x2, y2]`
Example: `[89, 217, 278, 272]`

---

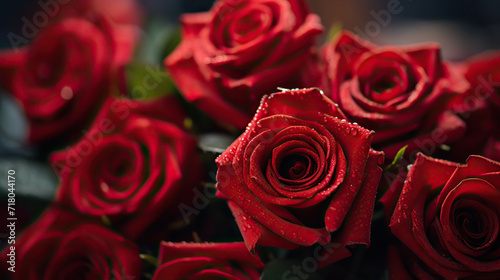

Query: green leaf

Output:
[327, 22, 343, 42]
[125, 62, 175, 100]
[385, 145, 408, 171]
[139, 254, 158, 266]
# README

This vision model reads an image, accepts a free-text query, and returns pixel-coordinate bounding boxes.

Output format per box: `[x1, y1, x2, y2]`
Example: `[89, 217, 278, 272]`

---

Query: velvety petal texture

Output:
[382, 153, 500, 279]
[322, 31, 469, 161]
[152, 242, 264, 280]
[0, 207, 141, 280]
[216, 88, 384, 266]
[166, 0, 324, 129]
[50, 96, 204, 240]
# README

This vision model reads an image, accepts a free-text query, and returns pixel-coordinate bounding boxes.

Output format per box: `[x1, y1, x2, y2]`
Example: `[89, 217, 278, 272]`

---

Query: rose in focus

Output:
[382, 153, 500, 279]
[216, 88, 384, 265]
[166, 0, 323, 129]
[322, 31, 469, 160]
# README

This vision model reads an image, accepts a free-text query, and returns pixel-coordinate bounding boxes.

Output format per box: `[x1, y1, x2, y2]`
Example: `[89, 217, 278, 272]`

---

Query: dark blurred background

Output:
[2, 0, 500, 59]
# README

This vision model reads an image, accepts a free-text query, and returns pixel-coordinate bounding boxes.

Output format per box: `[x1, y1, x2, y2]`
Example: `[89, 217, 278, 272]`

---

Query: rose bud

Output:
[322, 31, 469, 161]
[215, 88, 384, 266]
[382, 153, 500, 279]
[0, 206, 141, 280]
[50, 95, 204, 240]
[165, 0, 324, 129]
[152, 242, 264, 279]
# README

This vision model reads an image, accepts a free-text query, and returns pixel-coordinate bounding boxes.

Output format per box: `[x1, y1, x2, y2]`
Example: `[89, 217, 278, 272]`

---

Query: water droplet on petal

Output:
[292, 232, 297, 238]
[349, 185, 356, 192]
[351, 128, 358, 136]
[239, 196, 245, 202]
[280, 230, 285, 235]
[345, 127, 351, 135]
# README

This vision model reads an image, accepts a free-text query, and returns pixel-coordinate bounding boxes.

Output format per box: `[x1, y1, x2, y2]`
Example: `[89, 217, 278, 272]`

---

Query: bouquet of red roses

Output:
[1, 0, 499, 279]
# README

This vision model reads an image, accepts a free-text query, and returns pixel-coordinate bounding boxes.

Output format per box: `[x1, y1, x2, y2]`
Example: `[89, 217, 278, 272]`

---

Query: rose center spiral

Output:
[454, 207, 489, 246]
[278, 154, 312, 180]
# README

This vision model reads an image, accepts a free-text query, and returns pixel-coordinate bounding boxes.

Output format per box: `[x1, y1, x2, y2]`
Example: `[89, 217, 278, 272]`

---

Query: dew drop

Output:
[239, 196, 245, 202]
[280, 230, 285, 235]
[292, 232, 297, 239]
[345, 127, 351, 135]
[242, 227, 247, 232]
[349, 185, 356, 192]
[351, 128, 358, 136]
[246, 224, 252, 229]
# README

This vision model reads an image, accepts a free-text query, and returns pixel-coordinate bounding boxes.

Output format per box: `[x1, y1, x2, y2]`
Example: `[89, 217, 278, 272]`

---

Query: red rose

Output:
[322, 31, 469, 160]
[165, 0, 323, 129]
[215, 88, 384, 266]
[445, 52, 500, 162]
[50, 96, 203, 239]
[382, 153, 500, 279]
[0, 206, 141, 280]
[0, 15, 136, 144]
[59, 0, 143, 67]
[152, 242, 264, 280]
[463, 51, 500, 111]
[62, 0, 145, 27]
